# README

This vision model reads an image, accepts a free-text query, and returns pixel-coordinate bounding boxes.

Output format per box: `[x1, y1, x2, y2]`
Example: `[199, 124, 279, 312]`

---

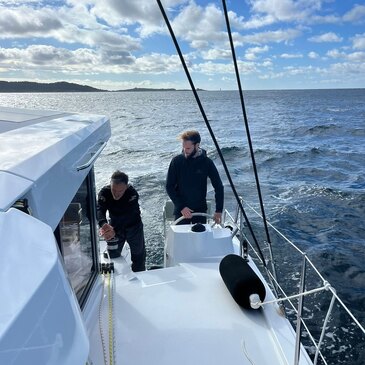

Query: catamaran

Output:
[0, 102, 363, 365]
[1, 1, 364, 364]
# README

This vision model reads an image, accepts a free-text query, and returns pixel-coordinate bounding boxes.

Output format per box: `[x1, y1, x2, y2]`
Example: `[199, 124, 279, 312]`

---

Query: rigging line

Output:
[222, 0, 279, 296]
[221, 0, 280, 295]
[221, 0, 272, 249]
[221, 0, 281, 286]
[156, 0, 266, 266]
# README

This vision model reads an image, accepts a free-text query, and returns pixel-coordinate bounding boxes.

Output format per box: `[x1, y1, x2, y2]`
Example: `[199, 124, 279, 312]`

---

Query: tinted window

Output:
[57, 171, 98, 305]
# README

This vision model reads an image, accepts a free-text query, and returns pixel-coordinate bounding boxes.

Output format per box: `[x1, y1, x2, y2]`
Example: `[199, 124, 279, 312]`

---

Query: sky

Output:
[0, 0, 365, 91]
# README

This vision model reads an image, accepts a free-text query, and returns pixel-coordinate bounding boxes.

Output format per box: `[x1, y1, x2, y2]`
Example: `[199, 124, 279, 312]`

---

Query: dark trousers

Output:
[107, 222, 146, 272]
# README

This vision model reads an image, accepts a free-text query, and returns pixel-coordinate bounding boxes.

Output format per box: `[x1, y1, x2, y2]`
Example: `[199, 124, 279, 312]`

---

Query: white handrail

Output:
[224, 199, 365, 365]
[231, 199, 365, 334]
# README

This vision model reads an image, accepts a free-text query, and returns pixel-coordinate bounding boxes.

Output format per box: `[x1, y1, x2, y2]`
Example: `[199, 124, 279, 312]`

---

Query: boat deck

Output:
[87, 244, 313, 365]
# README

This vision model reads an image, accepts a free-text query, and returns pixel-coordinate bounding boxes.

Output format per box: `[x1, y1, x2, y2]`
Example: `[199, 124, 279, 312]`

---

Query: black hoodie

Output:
[97, 185, 142, 230]
[166, 148, 224, 216]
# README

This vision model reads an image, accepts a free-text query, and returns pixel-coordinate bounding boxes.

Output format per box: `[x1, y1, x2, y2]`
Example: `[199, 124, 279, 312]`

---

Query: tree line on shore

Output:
[0, 81, 193, 93]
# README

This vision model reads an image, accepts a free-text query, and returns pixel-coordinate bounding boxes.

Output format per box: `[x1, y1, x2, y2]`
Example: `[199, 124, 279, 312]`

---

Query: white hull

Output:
[1, 107, 363, 365]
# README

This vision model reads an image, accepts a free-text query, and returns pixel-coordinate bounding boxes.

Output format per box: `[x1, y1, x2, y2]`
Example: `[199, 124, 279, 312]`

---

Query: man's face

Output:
[182, 140, 198, 158]
[111, 182, 128, 200]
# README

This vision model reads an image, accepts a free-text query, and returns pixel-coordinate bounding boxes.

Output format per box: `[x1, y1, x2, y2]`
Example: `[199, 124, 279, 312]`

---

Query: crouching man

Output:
[97, 170, 146, 272]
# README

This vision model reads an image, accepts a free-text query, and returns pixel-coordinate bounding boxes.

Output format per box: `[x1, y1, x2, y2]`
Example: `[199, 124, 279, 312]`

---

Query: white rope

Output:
[98, 274, 108, 365]
[98, 270, 116, 365]
[252, 281, 331, 308]
[241, 339, 256, 365]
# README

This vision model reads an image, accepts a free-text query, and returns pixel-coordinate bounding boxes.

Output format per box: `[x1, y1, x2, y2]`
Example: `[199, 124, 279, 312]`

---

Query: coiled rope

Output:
[98, 271, 115, 365]
[99, 274, 108, 365]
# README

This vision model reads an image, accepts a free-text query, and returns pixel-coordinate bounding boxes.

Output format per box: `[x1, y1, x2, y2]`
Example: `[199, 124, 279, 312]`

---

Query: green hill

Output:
[0, 81, 105, 93]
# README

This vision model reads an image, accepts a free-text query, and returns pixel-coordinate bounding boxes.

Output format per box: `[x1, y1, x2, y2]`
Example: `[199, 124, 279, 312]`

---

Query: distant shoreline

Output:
[0, 80, 363, 93]
[0, 81, 205, 93]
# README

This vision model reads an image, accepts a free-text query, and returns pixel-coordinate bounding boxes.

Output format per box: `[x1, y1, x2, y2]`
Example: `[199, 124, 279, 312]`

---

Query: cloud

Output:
[0, 6, 62, 36]
[90, 0, 165, 37]
[351, 33, 365, 50]
[243, 0, 322, 28]
[308, 32, 343, 43]
[280, 53, 303, 59]
[0, 45, 185, 74]
[243, 1, 365, 28]
[245, 45, 269, 60]
[200, 49, 232, 60]
[0, 4, 142, 52]
[329, 61, 365, 75]
[326, 48, 365, 62]
[326, 48, 343, 59]
[308, 51, 319, 59]
[169, 2, 227, 49]
[192, 60, 257, 75]
[342, 4, 365, 23]
[0, 1, 364, 90]
[240, 28, 302, 45]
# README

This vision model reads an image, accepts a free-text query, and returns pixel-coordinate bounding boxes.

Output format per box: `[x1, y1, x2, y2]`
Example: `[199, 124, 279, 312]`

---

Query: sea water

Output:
[1, 88, 364, 363]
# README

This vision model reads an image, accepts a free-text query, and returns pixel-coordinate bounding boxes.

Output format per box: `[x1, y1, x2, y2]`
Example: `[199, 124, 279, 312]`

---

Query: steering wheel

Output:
[172, 212, 216, 227]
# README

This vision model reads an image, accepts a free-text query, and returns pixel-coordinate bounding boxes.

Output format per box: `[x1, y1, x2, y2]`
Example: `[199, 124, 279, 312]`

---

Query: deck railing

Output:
[224, 199, 365, 365]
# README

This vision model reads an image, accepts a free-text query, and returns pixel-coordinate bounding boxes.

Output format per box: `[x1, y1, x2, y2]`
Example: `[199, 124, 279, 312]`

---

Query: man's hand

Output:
[213, 212, 222, 224]
[181, 207, 194, 219]
[99, 223, 115, 241]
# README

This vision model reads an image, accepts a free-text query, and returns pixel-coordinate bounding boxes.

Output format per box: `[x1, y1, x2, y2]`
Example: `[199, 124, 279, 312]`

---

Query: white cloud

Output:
[170, 2, 227, 49]
[329, 61, 365, 75]
[244, 0, 323, 27]
[192, 60, 257, 76]
[261, 59, 273, 67]
[240, 28, 302, 45]
[0, 1, 363, 90]
[326, 48, 342, 59]
[342, 4, 365, 23]
[0, 6, 62, 36]
[0, 4, 142, 52]
[280, 53, 303, 59]
[200, 49, 232, 60]
[309, 32, 343, 43]
[0, 44, 187, 76]
[308, 51, 319, 59]
[245, 45, 269, 60]
[346, 51, 365, 62]
[326, 48, 365, 62]
[351, 33, 365, 50]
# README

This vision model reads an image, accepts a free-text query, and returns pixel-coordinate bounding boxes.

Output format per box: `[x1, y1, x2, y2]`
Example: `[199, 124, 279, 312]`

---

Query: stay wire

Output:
[221, 0, 280, 288]
[156, 0, 266, 266]
[221, 0, 272, 252]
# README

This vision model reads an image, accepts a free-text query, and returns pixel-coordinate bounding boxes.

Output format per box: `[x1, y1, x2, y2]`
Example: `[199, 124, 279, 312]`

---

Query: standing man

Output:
[166, 130, 224, 224]
[97, 170, 146, 272]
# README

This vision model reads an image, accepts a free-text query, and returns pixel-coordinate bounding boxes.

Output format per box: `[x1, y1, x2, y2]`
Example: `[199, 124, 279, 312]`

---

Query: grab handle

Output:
[76, 142, 107, 171]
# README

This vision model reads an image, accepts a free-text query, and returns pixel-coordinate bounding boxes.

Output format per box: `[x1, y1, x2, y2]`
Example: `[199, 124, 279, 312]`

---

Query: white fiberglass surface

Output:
[0, 208, 89, 365]
[95, 256, 313, 365]
[0, 118, 90, 172]
[0, 172, 33, 211]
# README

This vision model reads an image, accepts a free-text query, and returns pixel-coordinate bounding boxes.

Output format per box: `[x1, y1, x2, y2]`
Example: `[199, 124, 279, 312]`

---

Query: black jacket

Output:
[166, 149, 224, 216]
[97, 185, 142, 230]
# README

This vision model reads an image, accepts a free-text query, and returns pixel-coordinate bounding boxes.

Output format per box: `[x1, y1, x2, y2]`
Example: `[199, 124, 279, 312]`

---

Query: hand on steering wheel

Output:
[172, 212, 215, 227]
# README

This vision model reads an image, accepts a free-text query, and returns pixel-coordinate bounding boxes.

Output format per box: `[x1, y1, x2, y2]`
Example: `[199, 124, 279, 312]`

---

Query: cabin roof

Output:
[0, 106, 110, 211]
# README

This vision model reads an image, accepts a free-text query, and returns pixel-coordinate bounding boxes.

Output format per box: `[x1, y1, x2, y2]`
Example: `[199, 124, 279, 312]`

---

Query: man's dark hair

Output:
[111, 170, 129, 184]
[180, 130, 201, 144]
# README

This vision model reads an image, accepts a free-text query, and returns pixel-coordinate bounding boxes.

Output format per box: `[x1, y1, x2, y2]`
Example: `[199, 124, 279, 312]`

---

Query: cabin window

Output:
[57, 170, 99, 307]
